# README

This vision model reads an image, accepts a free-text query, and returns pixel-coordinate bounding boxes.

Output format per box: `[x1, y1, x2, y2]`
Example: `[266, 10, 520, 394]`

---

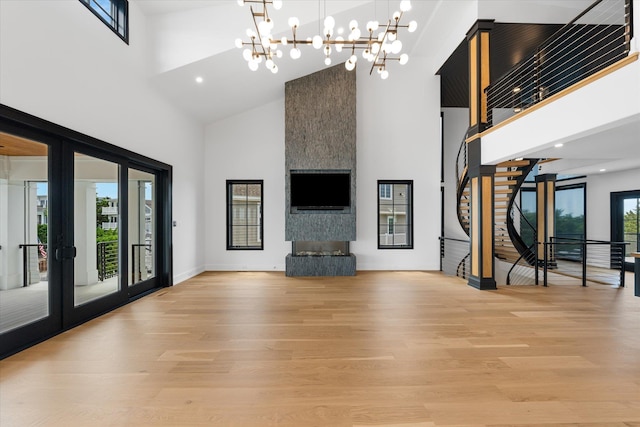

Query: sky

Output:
[36, 182, 150, 199]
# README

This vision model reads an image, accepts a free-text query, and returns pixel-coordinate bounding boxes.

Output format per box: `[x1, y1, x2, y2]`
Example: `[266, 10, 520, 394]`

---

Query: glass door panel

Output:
[73, 153, 120, 306]
[0, 133, 51, 333]
[128, 169, 155, 287]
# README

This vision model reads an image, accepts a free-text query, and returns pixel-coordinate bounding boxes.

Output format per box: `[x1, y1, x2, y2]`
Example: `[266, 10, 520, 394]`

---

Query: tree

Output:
[96, 197, 111, 228]
[38, 224, 48, 244]
[623, 206, 639, 233]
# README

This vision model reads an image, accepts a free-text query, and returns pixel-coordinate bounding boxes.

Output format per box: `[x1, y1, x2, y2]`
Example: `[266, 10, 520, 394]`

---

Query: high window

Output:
[80, 0, 128, 43]
[378, 180, 413, 249]
[227, 180, 263, 250]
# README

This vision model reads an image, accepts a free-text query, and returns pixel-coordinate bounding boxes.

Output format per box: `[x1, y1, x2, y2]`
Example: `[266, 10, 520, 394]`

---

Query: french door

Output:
[611, 190, 640, 272]
[0, 106, 172, 357]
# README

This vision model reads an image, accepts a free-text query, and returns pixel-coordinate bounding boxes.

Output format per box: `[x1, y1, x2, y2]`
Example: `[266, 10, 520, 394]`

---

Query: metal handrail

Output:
[18, 244, 47, 288]
[542, 239, 628, 287]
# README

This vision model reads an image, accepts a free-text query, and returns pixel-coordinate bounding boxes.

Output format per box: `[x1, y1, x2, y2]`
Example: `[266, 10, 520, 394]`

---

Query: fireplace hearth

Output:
[292, 241, 349, 257]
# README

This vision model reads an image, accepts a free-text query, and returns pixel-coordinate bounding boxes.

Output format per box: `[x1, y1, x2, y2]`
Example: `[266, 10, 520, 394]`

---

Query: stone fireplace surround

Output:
[284, 64, 356, 276]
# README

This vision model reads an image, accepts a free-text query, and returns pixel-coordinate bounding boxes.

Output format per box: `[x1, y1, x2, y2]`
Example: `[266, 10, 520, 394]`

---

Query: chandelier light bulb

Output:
[335, 36, 344, 52]
[235, 38, 244, 49]
[381, 43, 390, 53]
[362, 49, 369, 59]
[377, 32, 385, 42]
[399, 53, 409, 65]
[408, 20, 418, 32]
[288, 17, 299, 28]
[243, 49, 252, 61]
[248, 60, 258, 71]
[246, 28, 255, 38]
[272, 0, 282, 10]
[393, 11, 401, 21]
[345, 59, 356, 71]
[237, 0, 244, 6]
[349, 20, 358, 30]
[371, 21, 379, 31]
[290, 47, 301, 59]
[271, 64, 278, 74]
[325, 57, 332, 66]
[258, 20, 270, 36]
[351, 27, 362, 40]
[388, 31, 397, 41]
[276, 50, 283, 58]
[349, 54, 358, 64]
[281, 36, 288, 45]
[372, 42, 380, 54]
[265, 59, 274, 69]
[324, 16, 335, 31]
[324, 45, 332, 55]
[381, 70, 389, 79]
[400, 0, 412, 12]
[391, 40, 402, 54]
[312, 35, 323, 49]
[255, 55, 262, 63]
[261, 36, 271, 48]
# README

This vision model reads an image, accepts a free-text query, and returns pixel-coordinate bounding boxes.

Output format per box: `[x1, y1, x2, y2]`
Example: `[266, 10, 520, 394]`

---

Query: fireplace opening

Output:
[292, 241, 349, 257]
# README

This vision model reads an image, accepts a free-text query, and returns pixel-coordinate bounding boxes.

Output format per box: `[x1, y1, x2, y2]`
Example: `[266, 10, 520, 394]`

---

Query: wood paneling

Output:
[1, 271, 639, 426]
[480, 32, 490, 125]
[0, 132, 47, 156]
[482, 175, 493, 277]
[469, 35, 478, 127]
[471, 177, 479, 276]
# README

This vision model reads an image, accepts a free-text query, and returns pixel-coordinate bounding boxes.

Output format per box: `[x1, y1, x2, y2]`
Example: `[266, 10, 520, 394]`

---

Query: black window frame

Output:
[79, 0, 129, 44]
[226, 180, 264, 250]
[377, 180, 414, 249]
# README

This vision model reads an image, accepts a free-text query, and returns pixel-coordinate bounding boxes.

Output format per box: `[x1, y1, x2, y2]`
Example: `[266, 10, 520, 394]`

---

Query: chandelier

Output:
[235, 0, 417, 79]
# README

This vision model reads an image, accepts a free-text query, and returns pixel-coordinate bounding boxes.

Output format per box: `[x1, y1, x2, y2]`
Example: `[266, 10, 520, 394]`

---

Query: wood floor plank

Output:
[1, 271, 639, 426]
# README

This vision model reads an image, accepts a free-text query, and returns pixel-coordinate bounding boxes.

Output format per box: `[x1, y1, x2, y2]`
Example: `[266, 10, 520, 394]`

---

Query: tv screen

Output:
[290, 172, 351, 209]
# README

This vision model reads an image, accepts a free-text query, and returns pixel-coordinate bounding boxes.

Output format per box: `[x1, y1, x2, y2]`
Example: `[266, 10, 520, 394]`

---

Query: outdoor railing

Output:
[485, 0, 633, 128]
[18, 243, 47, 287]
[97, 240, 118, 281]
[439, 237, 470, 279]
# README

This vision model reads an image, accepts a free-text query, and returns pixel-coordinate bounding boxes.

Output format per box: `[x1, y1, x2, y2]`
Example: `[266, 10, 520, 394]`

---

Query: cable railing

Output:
[542, 237, 628, 287]
[506, 201, 539, 285]
[485, 0, 633, 128]
[439, 237, 470, 279]
[97, 240, 118, 282]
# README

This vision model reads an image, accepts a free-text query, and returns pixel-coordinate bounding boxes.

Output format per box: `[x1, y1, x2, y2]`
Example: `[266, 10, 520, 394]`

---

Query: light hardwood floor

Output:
[1, 271, 639, 427]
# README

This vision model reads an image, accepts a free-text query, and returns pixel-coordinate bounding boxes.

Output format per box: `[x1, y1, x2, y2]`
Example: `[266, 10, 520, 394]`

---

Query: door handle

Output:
[55, 246, 77, 261]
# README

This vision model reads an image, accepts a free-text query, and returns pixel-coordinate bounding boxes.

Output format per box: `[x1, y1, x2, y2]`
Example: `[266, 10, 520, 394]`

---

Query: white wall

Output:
[204, 99, 289, 271]
[354, 59, 442, 270]
[442, 108, 470, 240]
[0, 1, 205, 283]
[586, 168, 640, 241]
[203, 59, 442, 271]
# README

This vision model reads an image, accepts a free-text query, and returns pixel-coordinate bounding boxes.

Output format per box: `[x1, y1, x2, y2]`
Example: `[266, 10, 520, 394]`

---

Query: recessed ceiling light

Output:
[599, 168, 606, 172]
[554, 143, 563, 148]
[195, 76, 204, 83]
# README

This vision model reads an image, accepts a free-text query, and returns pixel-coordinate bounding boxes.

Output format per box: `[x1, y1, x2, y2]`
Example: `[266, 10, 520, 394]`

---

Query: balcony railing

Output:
[485, 0, 633, 128]
[97, 240, 118, 281]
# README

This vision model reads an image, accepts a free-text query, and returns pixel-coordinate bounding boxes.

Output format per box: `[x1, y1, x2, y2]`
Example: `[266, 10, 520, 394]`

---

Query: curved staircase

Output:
[455, 134, 539, 282]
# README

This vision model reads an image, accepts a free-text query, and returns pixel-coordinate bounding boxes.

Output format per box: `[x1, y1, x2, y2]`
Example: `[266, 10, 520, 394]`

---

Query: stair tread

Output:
[495, 170, 523, 177]
[498, 160, 530, 167]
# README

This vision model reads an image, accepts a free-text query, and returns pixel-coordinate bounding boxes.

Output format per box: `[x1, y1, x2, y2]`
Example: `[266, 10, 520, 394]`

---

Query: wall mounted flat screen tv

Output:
[290, 171, 351, 209]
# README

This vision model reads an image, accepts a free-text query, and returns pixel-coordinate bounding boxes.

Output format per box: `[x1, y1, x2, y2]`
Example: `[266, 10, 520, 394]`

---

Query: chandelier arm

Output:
[249, 5, 271, 60]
